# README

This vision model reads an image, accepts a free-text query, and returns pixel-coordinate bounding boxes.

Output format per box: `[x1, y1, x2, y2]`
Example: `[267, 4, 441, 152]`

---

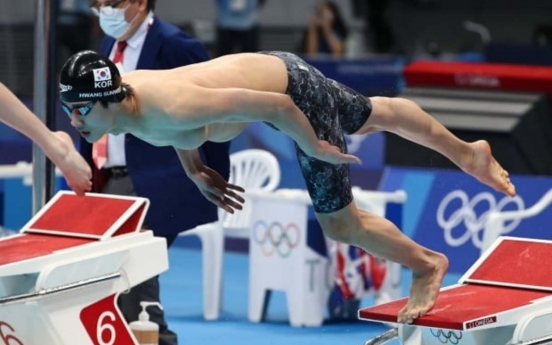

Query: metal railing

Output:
[364, 328, 398, 345]
[0, 272, 120, 306]
[362, 328, 552, 345]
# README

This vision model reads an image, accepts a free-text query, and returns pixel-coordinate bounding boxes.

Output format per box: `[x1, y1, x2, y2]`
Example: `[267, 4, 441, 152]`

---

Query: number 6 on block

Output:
[0, 322, 23, 345]
[81, 295, 136, 345]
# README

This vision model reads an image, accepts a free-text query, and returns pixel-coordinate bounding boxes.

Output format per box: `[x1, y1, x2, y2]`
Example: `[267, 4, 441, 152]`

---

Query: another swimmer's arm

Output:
[0, 83, 78, 162]
[0, 82, 92, 194]
[0, 82, 62, 156]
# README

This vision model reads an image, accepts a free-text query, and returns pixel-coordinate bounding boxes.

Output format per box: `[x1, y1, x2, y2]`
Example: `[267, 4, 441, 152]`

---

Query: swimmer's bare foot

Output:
[398, 252, 448, 324]
[461, 140, 516, 197]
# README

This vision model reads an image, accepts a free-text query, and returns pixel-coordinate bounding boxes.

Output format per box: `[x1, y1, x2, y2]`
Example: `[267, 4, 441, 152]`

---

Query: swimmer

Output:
[0, 82, 91, 195]
[59, 50, 515, 323]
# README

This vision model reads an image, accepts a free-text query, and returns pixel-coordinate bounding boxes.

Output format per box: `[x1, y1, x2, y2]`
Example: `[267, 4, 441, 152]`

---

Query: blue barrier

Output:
[379, 166, 552, 273]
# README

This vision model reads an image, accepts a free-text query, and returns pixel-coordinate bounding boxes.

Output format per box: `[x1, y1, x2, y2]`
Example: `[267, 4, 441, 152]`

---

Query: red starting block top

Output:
[462, 237, 552, 291]
[0, 234, 91, 266]
[22, 191, 149, 240]
[359, 237, 552, 330]
[0, 191, 150, 267]
[359, 284, 550, 330]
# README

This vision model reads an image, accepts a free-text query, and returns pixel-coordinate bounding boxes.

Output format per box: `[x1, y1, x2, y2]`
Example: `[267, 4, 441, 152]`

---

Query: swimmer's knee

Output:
[360, 96, 403, 134]
[316, 205, 360, 244]
[318, 215, 353, 243]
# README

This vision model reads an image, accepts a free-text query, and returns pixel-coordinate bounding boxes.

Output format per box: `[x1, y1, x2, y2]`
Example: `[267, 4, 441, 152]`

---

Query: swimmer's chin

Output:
[109, 128, 127, 136]
[85, 134, 106, 143]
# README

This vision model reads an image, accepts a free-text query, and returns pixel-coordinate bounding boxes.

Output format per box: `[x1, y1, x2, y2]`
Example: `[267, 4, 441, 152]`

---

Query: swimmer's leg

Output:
[355, 96, 515, 197]
[315, 203, 448, 324]
[297, 77, 450, 323]
[296, 142, 447, 324]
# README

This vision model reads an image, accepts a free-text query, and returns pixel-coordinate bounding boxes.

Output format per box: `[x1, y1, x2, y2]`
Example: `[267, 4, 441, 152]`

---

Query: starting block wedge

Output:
[0, 191, 168, 345]
[359, 236, 552, 345]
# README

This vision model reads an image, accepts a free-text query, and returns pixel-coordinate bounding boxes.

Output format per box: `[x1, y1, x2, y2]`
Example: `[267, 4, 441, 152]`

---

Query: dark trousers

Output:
[216, 26, 260, 56]
[102, 172, 178, 345]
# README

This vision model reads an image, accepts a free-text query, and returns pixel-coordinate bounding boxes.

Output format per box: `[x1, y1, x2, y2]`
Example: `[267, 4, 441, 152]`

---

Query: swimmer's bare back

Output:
[124, 53, 289, 99]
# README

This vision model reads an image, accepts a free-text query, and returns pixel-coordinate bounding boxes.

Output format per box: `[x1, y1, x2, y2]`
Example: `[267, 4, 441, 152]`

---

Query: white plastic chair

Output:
[246, 187, 406, 327]
[179, 149, 281, 320]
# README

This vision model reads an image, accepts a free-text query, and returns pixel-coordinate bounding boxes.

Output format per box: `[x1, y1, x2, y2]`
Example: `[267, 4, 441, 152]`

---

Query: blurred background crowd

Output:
[0, 0, 551, 99]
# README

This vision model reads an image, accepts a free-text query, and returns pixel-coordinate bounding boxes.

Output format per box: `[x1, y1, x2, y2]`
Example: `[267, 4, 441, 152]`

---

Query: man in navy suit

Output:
[84, 1, 230, 344]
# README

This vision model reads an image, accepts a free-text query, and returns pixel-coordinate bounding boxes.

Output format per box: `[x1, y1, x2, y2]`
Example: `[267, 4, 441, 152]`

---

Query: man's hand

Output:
[191, 165, 246, 213]
[50, 131, 92, 195]
[310, 140, 362, 165]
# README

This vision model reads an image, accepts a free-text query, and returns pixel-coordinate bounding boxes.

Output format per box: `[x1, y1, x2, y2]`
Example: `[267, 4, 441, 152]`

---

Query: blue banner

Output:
[379, 166, 552, 273]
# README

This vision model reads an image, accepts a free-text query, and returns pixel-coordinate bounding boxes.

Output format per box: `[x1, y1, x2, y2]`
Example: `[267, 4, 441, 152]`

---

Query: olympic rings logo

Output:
[252, 220, 301, 258]
[436, 190, 524, 248]
[430, 329, 463, 344]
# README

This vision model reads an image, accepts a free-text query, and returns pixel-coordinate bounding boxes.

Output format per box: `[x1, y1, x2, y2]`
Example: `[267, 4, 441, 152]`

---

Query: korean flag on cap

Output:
[93, 67, 112, 82]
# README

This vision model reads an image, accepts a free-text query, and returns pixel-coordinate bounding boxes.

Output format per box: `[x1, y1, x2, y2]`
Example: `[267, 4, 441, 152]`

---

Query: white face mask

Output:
[99, 5, 137, 39]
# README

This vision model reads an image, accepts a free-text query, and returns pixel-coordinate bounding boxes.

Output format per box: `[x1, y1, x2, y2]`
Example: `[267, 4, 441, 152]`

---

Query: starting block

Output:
[359, 236, 552, 345]
[0, 191, 168, 345]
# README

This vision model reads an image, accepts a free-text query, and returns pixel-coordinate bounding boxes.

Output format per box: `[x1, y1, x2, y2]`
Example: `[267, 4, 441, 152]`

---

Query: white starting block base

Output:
[359, 237, 552, 345]
[0, 191, 168, 345]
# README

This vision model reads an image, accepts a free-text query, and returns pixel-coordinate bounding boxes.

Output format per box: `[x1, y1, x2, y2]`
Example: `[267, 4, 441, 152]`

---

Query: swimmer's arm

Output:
[174, 147, 203, 177]
[174, 147, 246, 212]
[180, 88, 322, 157]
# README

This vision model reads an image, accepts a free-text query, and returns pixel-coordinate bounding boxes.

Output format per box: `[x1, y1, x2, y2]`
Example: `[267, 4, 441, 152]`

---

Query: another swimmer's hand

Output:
[49, 131, 92, 196]
[190, 165, 246, 213]
[313, 140, 362, 165]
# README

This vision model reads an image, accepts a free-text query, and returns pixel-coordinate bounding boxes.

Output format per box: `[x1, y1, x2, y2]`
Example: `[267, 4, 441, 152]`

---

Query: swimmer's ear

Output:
[120, 83, 140, 116]
[120, 83, 134, 98]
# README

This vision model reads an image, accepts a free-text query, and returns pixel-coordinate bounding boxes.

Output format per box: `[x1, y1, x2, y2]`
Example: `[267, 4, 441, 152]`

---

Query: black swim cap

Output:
[59, 50, 126, 103]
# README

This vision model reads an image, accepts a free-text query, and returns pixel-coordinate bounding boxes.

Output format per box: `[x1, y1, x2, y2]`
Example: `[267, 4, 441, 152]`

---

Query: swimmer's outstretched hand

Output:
[191, 165, 245, 213]
[313, 140, 362, 165]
